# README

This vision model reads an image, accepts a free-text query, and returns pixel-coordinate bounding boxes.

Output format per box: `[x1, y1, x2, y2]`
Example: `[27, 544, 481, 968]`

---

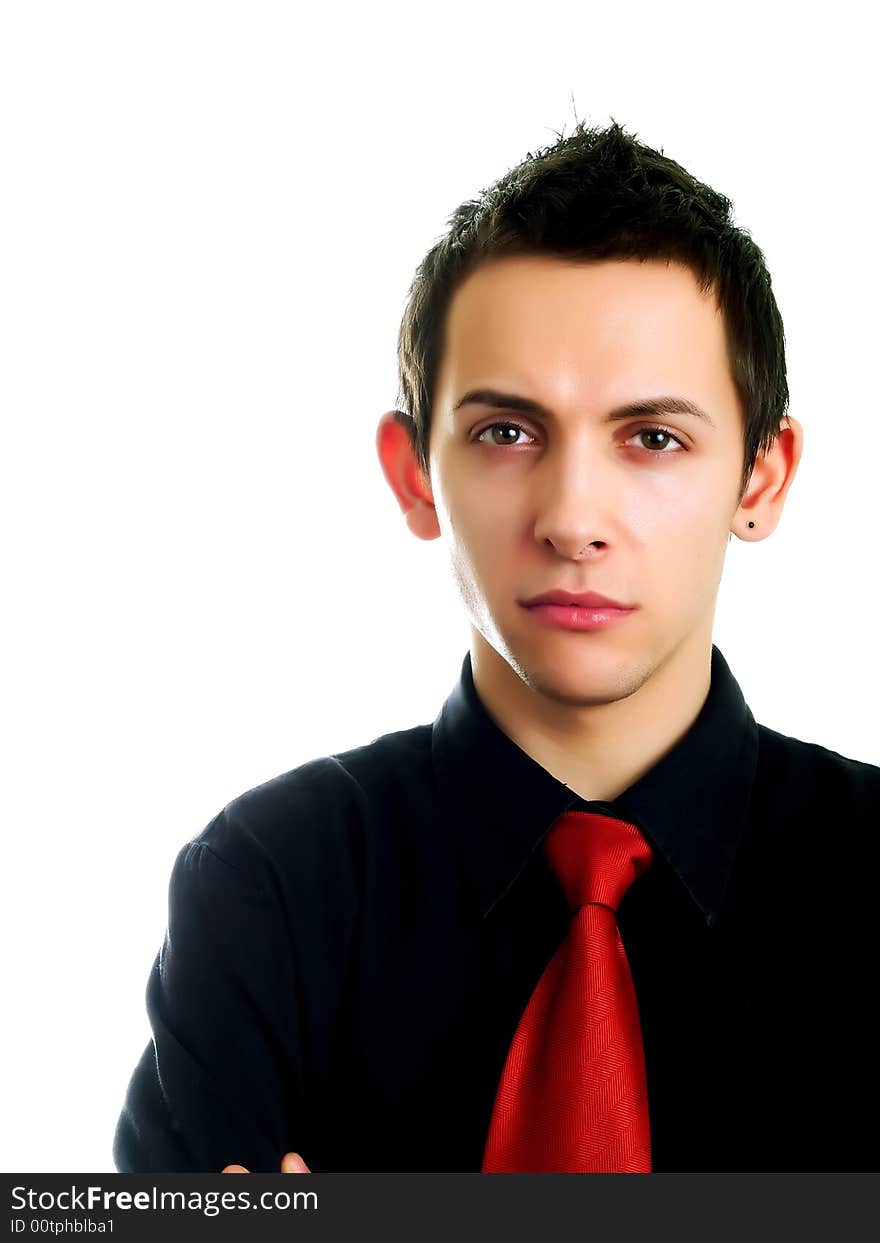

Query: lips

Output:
[521, 589, 635, 610]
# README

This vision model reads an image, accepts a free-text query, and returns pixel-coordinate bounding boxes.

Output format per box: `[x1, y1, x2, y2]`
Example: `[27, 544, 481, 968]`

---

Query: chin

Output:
[503, 641, 648, 709]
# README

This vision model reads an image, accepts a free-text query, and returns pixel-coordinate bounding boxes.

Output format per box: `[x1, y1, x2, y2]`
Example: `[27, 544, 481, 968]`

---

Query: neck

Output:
[469, 625, 713, 803]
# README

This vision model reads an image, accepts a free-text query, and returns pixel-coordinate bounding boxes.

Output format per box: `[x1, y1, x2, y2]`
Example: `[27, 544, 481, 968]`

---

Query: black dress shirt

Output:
[113, 644, 880, 1173]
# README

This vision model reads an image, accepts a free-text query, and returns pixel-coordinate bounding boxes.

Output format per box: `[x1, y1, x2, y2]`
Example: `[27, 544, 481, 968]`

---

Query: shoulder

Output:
[182, 722, 434, 882]
[756, 722, 880, 814]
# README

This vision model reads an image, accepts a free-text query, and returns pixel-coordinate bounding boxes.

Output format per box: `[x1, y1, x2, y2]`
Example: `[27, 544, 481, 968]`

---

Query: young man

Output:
[114, 121, 879, 1174]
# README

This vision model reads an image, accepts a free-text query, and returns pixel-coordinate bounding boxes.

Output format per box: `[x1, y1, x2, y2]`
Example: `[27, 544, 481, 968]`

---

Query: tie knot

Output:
[543, 810, 654, 912]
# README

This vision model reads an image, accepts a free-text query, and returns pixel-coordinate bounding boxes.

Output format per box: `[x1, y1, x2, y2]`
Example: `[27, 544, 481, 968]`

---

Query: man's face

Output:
[427, 254, 748, 706]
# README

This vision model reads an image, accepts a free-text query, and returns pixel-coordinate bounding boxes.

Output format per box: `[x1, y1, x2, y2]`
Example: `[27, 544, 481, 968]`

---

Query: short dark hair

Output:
[394, 118, 789, 506]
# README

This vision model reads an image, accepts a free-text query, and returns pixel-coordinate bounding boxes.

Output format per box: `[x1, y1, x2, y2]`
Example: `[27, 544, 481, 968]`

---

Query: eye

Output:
[625, 424, 687, 453]
[472, 421, 687, 452]
[473, 422, 536, 447]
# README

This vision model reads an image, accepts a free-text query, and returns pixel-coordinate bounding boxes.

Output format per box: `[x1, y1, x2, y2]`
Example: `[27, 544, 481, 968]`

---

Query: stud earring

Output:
[748, 521, 755, 528]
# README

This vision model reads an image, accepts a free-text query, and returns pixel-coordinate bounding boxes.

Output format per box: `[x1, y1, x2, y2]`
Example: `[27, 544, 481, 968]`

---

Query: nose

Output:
[532, 456, 613, 561]
[543, 536, 607, 561]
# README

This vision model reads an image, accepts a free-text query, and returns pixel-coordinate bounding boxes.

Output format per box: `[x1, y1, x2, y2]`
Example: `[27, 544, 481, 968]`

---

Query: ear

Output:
[375, 411, 442, 541]
[732, 415, 804, 539]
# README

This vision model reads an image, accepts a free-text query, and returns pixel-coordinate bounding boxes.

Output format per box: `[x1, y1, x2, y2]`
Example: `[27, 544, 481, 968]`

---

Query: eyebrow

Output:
[452, 388, 715, 427]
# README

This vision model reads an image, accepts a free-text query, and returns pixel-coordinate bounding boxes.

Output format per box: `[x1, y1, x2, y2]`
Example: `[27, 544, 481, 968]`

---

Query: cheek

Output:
[448, 522, 498, 590]
[640, 469, 733, 540]
[441, 482, 512, 559]
[668, 522, 729, 603]
[637, 499, 727, 593]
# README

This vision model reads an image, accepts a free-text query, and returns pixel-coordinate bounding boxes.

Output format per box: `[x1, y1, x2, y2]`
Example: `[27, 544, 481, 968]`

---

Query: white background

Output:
[1, 1, 876, 1173]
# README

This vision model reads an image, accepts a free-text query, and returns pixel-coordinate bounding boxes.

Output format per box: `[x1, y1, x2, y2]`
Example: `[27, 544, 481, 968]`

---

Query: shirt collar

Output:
[431, 643, 759, 928]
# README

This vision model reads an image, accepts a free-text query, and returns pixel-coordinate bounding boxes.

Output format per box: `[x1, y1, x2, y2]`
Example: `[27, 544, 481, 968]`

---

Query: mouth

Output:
[520, 590, 636, 610]
[519, 591, 638, 633]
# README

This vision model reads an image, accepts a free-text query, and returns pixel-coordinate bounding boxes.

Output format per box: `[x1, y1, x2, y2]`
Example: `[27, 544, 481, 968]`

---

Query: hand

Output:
[222, 1152, 311, 1173]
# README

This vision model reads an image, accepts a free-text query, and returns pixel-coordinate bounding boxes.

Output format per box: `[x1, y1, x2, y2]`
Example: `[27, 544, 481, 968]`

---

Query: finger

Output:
[221, 1164, 250, 1173]
[280, 1152, 310, 1173]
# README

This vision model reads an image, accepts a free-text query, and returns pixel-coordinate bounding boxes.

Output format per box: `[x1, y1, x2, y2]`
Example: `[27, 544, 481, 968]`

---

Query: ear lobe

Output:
[733, 417, 804, 537]
[405, 505, 441, 541]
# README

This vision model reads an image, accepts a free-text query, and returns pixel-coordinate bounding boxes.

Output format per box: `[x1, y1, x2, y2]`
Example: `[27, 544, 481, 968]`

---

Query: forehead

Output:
[434, 254, 737, 416]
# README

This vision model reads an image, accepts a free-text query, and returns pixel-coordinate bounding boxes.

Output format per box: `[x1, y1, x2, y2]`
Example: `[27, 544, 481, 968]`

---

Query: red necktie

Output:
[481, 810, 655, 1173]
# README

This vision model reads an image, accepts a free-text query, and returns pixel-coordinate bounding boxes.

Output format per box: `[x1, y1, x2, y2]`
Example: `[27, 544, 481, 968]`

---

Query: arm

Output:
[113, 823, 312, 1172]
